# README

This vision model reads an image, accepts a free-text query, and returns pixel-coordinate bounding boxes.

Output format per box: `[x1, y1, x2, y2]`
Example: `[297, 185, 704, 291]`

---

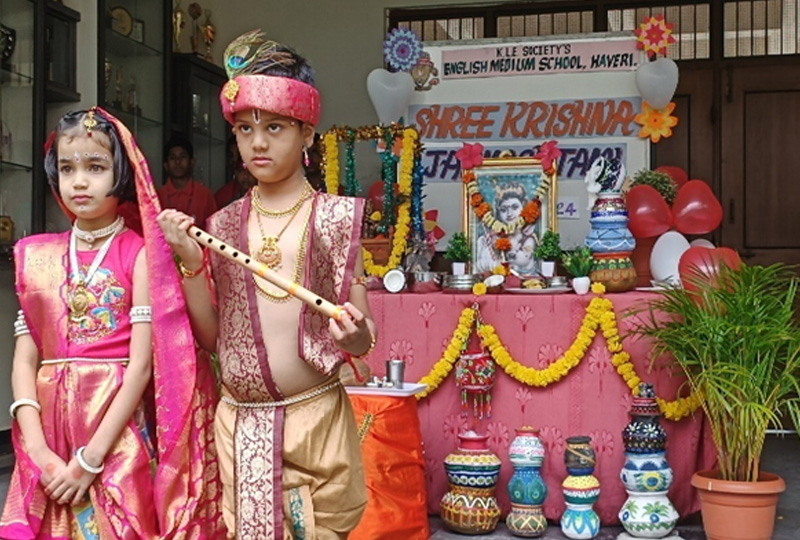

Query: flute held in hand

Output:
[186, 225, 346, 322]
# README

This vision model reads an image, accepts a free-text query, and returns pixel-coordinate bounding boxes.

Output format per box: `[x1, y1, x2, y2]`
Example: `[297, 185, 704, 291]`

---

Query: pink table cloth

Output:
[364, 290, 716, 525]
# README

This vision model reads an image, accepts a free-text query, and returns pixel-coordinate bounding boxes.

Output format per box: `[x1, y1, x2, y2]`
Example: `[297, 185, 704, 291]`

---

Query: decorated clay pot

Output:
[561, 502, 601, 539]
[622, 395, 668, 454]
[619, 490, 679, 538]
[620, 452, 674, 493]
[506, 503, 548, 538]
[440, 432, 501, 534]
[564, 436, 596, 476]
[507, 427, 547, 508]
[561, 474, 601, 506]
[589, 252, 637, 292]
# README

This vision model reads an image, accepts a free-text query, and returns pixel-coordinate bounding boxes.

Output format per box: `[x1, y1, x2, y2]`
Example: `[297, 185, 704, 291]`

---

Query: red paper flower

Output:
[455, 142, 485, 170]
[533, 140, 562, 172]
[635, 15, 676, 57]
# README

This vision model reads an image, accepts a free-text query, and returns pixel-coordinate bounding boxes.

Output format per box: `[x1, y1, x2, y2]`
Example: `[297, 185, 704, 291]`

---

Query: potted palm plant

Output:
[631, 263, 800, 540]
[534, 230, 562, 278]
[561, 247, 594, 295]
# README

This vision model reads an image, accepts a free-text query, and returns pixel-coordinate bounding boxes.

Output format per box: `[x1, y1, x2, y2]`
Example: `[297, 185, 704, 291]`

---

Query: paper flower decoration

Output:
[424, 209, 445, 243]
[383, 28, 423, 72]
[635, 102, 678, 143]
[455, 142, 485, 170]
[635, 15, 676, 57]
[533, 140, 562, 172]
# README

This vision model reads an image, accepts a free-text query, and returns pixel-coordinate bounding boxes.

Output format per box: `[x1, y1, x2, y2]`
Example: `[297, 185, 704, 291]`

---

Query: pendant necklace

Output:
[68, 218, 124, 321]
[251, 183, 312, 269]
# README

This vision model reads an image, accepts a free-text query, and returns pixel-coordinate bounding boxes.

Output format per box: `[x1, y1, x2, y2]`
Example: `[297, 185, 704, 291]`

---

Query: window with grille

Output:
[495, 11, 594, 37]
[397, 18, 485, 41]
[724, 0, 800, 57]
[607, 4, 711, 60]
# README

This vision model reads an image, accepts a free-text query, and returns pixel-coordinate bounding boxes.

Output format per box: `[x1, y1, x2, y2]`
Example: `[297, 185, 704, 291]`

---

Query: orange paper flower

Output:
[635, 102, 678, 143]
[475, 203, 491, 218]
[635, 14, 676, 57]
[521, 200, 541, 224]
[470, 193, 484, 207]
[495, 237, 512, 251]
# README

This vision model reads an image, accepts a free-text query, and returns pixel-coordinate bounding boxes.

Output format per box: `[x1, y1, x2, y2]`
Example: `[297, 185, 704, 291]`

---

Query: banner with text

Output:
[441, 39, 639, 80]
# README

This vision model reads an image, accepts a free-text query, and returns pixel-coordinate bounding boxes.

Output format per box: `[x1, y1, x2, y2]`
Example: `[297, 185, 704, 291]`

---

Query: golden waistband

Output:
[41, 357, 129, 365]
[221, 380, 341, 409]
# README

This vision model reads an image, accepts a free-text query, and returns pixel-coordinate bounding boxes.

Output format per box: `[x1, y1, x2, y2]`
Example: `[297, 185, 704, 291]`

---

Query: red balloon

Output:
[626, 185, 673, 238]
[679, 246, 742, 291]
[655, 165, 689, 189]
[672, 180, 723, 235]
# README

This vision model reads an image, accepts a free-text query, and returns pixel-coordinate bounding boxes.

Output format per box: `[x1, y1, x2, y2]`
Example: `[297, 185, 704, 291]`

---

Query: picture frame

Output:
[129, 19, 145, 44]
[462, 156, 557, 277]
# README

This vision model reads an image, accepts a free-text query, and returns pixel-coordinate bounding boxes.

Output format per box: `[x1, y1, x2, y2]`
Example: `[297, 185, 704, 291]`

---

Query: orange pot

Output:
[691, 469, 786, 540]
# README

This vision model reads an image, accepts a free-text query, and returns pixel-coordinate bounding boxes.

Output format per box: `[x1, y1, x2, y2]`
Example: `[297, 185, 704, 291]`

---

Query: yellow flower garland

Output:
[416, 294, 701, 421]
[323, 127, 418, 277]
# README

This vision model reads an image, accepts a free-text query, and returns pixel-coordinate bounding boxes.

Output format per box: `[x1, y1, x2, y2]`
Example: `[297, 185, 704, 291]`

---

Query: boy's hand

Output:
[329, 302, 373, 357]
[157, 209, 204, 270]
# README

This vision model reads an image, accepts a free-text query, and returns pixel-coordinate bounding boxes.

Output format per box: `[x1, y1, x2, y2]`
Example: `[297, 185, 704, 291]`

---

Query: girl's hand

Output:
[329, 303, 373, 356]
[30, 446, 67, 488]
[156, 209, 204, 269]
[45, 457, 97, 506]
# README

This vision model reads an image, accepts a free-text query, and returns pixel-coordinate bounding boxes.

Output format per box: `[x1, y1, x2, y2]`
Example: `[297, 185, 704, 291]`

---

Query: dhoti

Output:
[215, 380, 367, 540]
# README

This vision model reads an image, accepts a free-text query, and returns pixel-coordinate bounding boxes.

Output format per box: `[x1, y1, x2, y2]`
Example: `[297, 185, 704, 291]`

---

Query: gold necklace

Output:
[254, 194, 309, 270]
[251, 181, 312, 218]
[252, 204, 312, 303]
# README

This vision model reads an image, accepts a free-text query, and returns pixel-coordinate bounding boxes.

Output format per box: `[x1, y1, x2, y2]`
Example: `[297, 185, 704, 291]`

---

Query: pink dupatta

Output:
[100, 110, 224, 539]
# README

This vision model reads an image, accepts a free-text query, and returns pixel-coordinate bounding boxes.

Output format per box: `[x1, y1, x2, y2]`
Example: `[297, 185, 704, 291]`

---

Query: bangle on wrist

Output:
[9, 398, 41, 419]
[75, 446, 104, 474]
[179, 260, 205, 279]
[352, 327, 377, 360]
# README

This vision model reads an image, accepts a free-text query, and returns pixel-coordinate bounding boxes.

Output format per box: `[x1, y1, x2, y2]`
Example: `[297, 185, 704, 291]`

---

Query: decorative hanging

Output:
[455, 349, 497, 420]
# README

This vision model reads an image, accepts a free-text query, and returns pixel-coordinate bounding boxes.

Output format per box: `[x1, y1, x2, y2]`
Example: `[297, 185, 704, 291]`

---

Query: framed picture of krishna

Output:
[462, 156, 557, 277]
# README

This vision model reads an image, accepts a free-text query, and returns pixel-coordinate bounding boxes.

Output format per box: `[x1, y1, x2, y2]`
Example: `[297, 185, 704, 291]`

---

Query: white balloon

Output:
[650, 231, 690, 283]
[635, 58, 679, 110]
[366, 69, 414, 125]
[690, 238, 715, 249]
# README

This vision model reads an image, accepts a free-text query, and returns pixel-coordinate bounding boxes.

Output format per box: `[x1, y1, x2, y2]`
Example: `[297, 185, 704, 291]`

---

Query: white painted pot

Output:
[572, 276, 591, 295]
[451, 261, 467, 276]
[541, 261, 556, 278]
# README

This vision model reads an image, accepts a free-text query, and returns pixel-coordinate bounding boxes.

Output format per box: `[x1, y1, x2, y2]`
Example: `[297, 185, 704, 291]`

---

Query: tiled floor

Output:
[0, 435, 797, 539]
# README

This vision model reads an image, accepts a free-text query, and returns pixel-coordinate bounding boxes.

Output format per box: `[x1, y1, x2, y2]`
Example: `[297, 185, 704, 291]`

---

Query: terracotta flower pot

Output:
[630, 236, 656, 287]
[362, 236, 393, 265]
[691, 469, 786, 540]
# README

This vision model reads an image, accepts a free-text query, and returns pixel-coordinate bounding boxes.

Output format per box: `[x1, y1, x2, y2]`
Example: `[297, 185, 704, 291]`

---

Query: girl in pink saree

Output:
[0, 108, 223, 540]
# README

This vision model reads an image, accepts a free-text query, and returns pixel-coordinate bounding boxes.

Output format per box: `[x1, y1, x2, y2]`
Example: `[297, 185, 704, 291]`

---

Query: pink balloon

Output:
[679, 246, 742, 291]
[655, 165, 689, 189]
[672, 180, 723, 235]
[626, 185, 673, 238]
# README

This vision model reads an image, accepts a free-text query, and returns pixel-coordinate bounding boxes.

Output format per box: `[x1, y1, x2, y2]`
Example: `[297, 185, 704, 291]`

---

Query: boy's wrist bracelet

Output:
[179, 260, 205, 278]
[351, 327, 376, 359]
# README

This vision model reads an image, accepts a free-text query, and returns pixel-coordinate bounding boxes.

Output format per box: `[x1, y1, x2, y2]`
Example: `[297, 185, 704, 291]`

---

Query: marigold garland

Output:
[323, 126, 420, 277]
[415, 294, 701, 421]
[495, 237, 512, 252]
